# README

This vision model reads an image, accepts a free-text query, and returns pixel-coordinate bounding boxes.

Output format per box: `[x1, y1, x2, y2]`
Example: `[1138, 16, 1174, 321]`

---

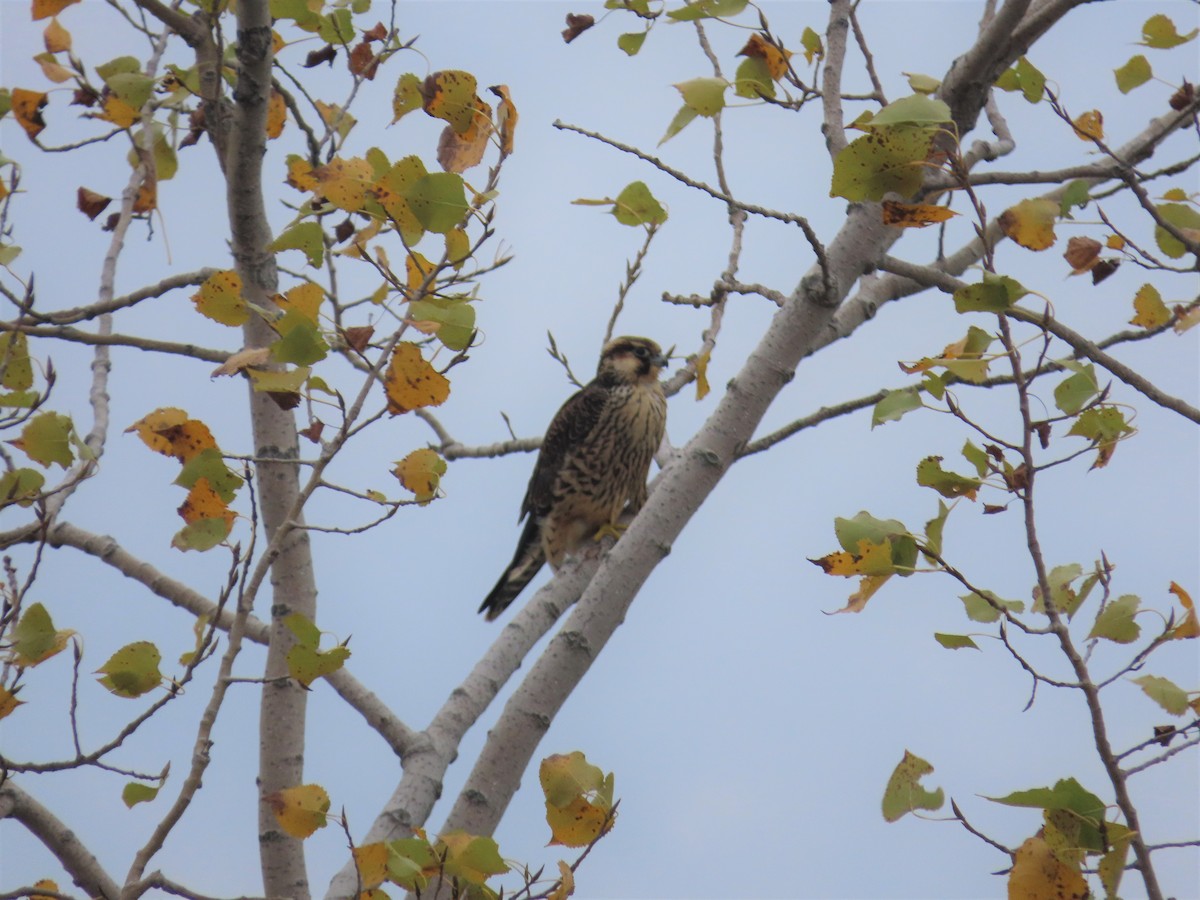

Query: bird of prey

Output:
[479, 336, 669, 620]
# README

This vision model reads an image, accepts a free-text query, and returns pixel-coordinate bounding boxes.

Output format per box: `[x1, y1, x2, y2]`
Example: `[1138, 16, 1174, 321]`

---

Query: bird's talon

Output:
[593, 523, 626, 542]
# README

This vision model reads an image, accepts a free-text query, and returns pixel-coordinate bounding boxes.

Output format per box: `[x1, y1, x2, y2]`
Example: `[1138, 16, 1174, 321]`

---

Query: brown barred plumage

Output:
[479, 336, 669, 620]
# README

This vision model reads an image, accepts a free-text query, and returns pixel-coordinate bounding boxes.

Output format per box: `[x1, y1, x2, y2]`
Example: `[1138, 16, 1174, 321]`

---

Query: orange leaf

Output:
[77, 187, 112, 220]
[99, 94, 139, 128]
[312, 156, 373, 212]
[881, 200, 958, 228]
[32, 0, 80, 20]
[489, 84, 518, 155]
[737, 32, 791, 80]
[132, 174, 156, 213]
[12, 88, 48, 140]
[1168, 582, 1199, 639]
[126, 408, 217, 462]
[43, 17, 71, 52]
[177, 478, 235, 527]
[1071, 109, 1104, 141]
[265, 89, 286, 139]
[1008, 833, 1088, 900]
[384, 342, 449, 414]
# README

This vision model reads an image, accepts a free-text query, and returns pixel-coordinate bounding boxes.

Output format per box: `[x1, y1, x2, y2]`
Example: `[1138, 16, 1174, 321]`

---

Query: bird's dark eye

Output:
[634, 346, 648, 358]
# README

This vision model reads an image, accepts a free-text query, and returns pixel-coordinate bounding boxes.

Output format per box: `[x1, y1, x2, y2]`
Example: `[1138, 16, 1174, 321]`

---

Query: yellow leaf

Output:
[352, 843, 389, 889]
[1174, 300, 1200, 334]
[393, 448, 445, 504]
[1129, 284, 1170, 330]
[12, 88, 48, 140]
[266, 784, 330, 839]
[190, 269, 248, 326]
[1168, 582, 1199, 639]
[693, 349, 711, 400]
[547, 860, 575, 900]
[32, 0, 79, 19]
[286, 155, 318, 192]
[126, 408, 217, 462]
[881, 200, 959, 228]
[276, 282, 324, 323]
[100, 94, 139, 128]
[313, 156, 373, 212]
[405, 251, 435, 294]
[29, 879, 60, 900]
[0, 685, 24, 720]
[266, 89, 287, 139]
[384, 342, 450, 414]
[999, 198, 1059, 251]
[43, 17, 71, 52]
[1071, 109, 1103, 141]
[1008, 833, 1088, 900]
[422, 70, 479, 134]
[544, 794, 612, 847]
[1106, 234, 1126, 250]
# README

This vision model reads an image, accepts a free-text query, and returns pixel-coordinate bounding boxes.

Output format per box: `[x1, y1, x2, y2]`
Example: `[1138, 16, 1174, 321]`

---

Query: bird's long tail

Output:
[479, 517, 546, 620]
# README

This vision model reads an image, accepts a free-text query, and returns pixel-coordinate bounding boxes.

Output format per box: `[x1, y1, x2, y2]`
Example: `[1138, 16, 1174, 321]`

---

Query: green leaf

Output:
[916, 456, 981, 500]
[612, 180, 667, 226]
[127, 124, 179, 180]
[733, 57, 774, 100]
[986, 778, 1106, 849]
[617, 31, 647, 56]
[406, 172, 467, 234]
[246, 366, 312, 395]
[922, 500, 950, 558]
[12, 602, 63, 666]
[285, 612, 322, 648]
[1114, 55, 1152, 93]
[905, 73, 941, 94]
[830, 125, 935, 202]
[881, 750, 943, 822]
[13, 411, 76, 469]
[122, 782, 161, 808]
[317, 7, 354, 44]
[659, 104, 699, 145]
[1153, 202, 1200, 259]
[871, 387, 922, 427]
[800, 26, 823, 64]
[287, 642, 350, 687]
[1053, 362, 1098, 415]
[674, 77, 727, 116]
[270, 221, 325, 268]
[961, 440, 989, 478]
[271, 311, 329, 365]
[1087, 594, 1141, 644]
[1132, 674, 1189, 715]
[665, 0, 747, 21]
[960, 591, 1024, 623]
[0, 467, 46, 508]
[171, 517, 231, 552]
[1032, 563, 1089, 617]
[1014, 57, 1045, 103]
[1140, 13, 1197, 49]
[0, 332, 33, 390]
[934, 632, 978, 650]
[391, 72, 424, 123]
[408, 298, 476, 351]
[96, 641, 163, 698]
[952, 273, 1026, 313]
[868, 93, 952, 127]
[175, 447, 243, 503]
[1059, 179, 1090, 217]
[387, 838, 437, 890]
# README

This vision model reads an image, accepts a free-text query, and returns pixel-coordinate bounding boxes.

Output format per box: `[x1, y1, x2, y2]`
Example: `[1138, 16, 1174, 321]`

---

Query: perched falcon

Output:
[479, 336, 669, 620]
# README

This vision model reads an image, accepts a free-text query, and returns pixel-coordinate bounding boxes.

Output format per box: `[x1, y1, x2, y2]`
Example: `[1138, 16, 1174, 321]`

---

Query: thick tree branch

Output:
[0, 782, 120, 900]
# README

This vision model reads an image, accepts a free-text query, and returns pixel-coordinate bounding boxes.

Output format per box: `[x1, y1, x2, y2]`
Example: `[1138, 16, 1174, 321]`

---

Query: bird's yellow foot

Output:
[593, 523, 626, 542]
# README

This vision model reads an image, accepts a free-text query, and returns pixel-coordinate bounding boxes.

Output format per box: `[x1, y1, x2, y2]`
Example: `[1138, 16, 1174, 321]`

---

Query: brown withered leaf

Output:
[77, 187, 112, 221]
[1169, 81, 1194, 111]
[881, 200, 958, 228]
[304, 45, 337, 68]
[348, 41, 379, 80]
[489, 84, 518, 155]
[333, 217, 355, 243]
[180, 107, 205, 149]
[1006, 462, 1030, 492]
[71, 85, 99, 107]
[101, 212, 121, 232]
[1032, 422, 1051, 450]
[299, 420, 325, 444]
[1153, 725, 1176, 747]
[437, 97, 491, 173]
[983, 504, 1008, 515]
[1063, 236, 1102, 274]
[211, 347, 271, 378]
[267, 391, 301, 410]
[562, 13, 594, 43]
[342, 325, 374, 353]
[737, 32, 791, 80]
[1091, 259, 1120, 285]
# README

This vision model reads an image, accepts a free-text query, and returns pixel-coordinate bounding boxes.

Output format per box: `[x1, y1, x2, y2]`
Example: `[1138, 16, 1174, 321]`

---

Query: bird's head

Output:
[598, 336, 669, 384]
